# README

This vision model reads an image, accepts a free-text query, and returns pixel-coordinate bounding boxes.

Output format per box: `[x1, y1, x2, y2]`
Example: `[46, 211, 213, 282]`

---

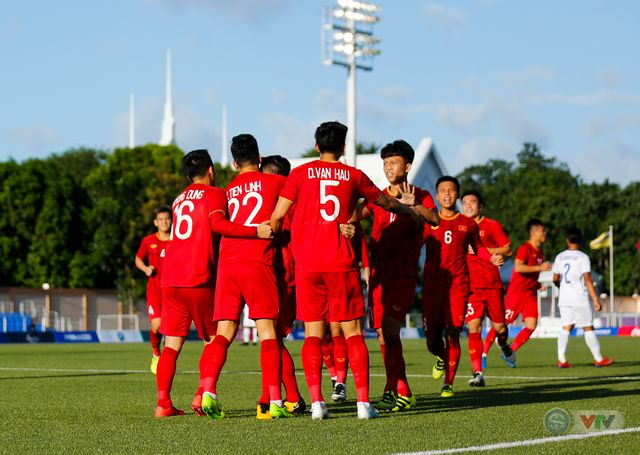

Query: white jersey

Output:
[552, 249, 591, 307]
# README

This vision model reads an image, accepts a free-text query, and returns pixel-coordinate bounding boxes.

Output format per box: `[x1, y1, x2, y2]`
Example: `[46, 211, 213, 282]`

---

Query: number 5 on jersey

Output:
[320, 180, 340, 222]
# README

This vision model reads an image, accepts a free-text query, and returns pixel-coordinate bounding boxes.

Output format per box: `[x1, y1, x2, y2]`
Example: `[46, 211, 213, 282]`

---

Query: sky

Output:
[1, 0, 639, 185]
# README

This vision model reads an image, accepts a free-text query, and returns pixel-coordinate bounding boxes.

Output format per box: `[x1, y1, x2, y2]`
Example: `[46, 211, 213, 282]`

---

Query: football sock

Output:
[321, 336, 337, 378]
[150, 330, 162, 357]
[243, 328, 250, 344]
[444, 336, 461, 385]
[468, 332, 483, 373]
[281, 342, 302, 403]
[203, 335, 231, 394]
[584, 330, 603, 362]
[261, 338, 282, 402]
[382, 335, 400, 394]
[496, 327, 509, 348]
[483, 327, 497, 354]
[333, 335, 348, 384]
[156, 347, 178, 408]
[557, 329, 570, 363]
[199, 341, 215, 391]
[511, 327, 534, 352]
[302, 336, 324, 403]
[346, 335, 370, 402]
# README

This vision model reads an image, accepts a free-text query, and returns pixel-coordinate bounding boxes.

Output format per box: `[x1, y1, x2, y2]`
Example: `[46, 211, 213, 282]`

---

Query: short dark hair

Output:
[460, 190, 484, 206]
[230, 134, 260, 166]
[183, 149, 213, 182]
[315, 121, 348, 154]
[380, 140, 415, 164]
[436, 175, 460, 193]
[526, 218, 544, 233]
[260, 155, 291, 176]
[566, 227, 582, 245]
[153, 205, 172, 220]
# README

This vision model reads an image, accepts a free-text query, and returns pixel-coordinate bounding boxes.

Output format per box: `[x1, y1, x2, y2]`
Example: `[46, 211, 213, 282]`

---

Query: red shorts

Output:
[277, 286, 296, 336]
[296, 270, 364, 322]
[422, 288, 469, 331]
[465, 288, 505, 324]
[504, 288, 538, 322]
[214, 262, 280, 321]
[146, 283, 162, 322]
[160, 286, 217, 339]
[368, 274, 417, 329]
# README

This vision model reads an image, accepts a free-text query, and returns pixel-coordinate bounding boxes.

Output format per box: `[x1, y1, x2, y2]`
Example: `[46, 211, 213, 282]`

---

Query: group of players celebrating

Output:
[135, 121, 613, 421]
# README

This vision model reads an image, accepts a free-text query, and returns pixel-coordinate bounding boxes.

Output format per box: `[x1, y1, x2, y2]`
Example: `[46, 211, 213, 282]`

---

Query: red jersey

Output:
[423, 212, 480, 293]
[219, 171, 286, 265]
[467, 217, 510, 290]
[367, 186, 436, 278]
[508, 242, 544, 294]
[280, 160, 382, 272]
[136, 234, 168, 289]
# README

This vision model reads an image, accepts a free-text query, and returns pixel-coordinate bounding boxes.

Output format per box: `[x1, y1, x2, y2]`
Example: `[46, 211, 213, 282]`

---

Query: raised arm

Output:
[374, 194, 424, 227]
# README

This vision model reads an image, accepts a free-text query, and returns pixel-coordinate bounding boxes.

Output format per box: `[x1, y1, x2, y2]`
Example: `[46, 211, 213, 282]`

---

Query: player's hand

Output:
[490, 254, 504, 266]
[363, 267, 371, 287]
[339, 223, 356, 239]
[468, 245, 475, 254]
[540, 261, 552, 272]
[145, 266, 155, 277]
[539, 283, 546, 291]
[398, 182, 416, 206]
[594, 300, 602, 312]
[257, 221, 273, 239]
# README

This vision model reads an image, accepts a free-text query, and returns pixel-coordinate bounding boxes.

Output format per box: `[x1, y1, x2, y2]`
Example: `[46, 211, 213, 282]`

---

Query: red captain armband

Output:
[209, 211, 257, 238]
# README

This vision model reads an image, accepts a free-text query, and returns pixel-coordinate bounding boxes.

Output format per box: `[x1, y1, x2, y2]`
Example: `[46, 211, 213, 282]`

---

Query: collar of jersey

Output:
[439, 211, 460, 220]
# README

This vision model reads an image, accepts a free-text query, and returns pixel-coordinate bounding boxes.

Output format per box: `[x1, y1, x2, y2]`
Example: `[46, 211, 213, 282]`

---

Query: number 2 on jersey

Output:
[320, 180, 340, 222]
[563, 263, 571, 284]
[228, 191, 263, 227]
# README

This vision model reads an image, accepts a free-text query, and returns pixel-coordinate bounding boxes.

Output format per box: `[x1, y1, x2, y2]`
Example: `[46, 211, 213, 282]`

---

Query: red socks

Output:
[302, 336, 324, 402]
[281, 343, 301, 403]
[382, 335, 410, 396]
[150, 330, 162, 357]
[333, 334, 348, 383]
[260, 339, 282, 402]
[157, 347, 178, 408]
[203, 335, 231, 394]
[444, 336, 461, 385]
[511, 327, 534, 352]
[483, 327, 497, 355]
[346, 335, 369, 402]
[322, 336, 337, 378]
[468, 332, 483, 373]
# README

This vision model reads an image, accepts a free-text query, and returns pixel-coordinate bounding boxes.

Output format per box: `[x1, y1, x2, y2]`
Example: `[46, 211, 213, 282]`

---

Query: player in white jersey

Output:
[552, 227, 614, 368]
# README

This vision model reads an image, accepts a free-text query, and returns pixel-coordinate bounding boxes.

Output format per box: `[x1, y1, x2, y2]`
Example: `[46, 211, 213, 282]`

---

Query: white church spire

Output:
[159, 49, 175, 146]
[221, 105, 229, 166]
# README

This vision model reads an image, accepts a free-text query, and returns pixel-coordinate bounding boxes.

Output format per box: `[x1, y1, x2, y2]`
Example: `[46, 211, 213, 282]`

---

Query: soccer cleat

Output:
[556, 360, 572, 369]
[501, 348, 516, 368]
[256, 402, 272, 420]
[481, 353, 488, 370]
[376, 390, 397, 411]
[594, 357, 614, 367]
[150, 355, 159, 375]
[440, 384, 455, 398]
[201, 392, 225, 420]
[391, 394, 416, 412]
[154, 406, 185, 418]
[311, 401, 329, 420]
[468, 371, 485, 387]
[357, 402, 379, 420]
[331, 382, 347, 402]
[432, 356, 445, 380]
[269, 403, 293, 418]
[284, 399, 307, 415]
[191, 393, 206, 416]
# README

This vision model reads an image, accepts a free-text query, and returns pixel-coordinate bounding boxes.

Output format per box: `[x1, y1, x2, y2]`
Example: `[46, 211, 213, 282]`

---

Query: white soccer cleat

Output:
[357, 401, 379, 420]
[311, 401, 329, 421]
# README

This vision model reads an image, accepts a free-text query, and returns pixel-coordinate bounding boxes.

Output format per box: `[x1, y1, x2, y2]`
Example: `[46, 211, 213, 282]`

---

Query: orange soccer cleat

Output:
[594, 357, 614, 367]
[154, 406, 185, 418]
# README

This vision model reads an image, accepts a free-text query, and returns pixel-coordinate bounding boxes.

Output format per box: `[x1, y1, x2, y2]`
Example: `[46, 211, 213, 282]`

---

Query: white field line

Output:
[392, 426, 640, 455]
[0, 367, 638, 382]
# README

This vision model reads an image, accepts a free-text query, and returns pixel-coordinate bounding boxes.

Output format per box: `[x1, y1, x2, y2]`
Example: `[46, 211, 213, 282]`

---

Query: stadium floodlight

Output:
[322, 0, 381, 165]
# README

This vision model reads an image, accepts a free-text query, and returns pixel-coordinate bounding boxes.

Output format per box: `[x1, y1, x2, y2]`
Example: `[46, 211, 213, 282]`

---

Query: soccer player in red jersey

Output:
[460, 190, 514, 386]
[270, 121, 423, 420]
[483, 219, 552, 367]
[423, 176, 494, 398]
[155, 149, 272, 418]
[356, 140, 439, 411]
[135, 205, 171, 374]
[199, 135, 293, 420]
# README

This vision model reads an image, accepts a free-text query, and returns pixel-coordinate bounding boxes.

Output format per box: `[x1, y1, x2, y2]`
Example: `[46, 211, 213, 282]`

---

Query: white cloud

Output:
[538, 90, 640, 106]
[586, 114, 640, 138]
[8, 126, 62, 155]
[572, 142, 640, 185]
[146, 0, 292, 23]
[453, 137, 517, 173]
[437, 103, 491, 131]
[264, 112, 315, 158]
[424, 2, 467, 34]
[377, 84, 411, 101]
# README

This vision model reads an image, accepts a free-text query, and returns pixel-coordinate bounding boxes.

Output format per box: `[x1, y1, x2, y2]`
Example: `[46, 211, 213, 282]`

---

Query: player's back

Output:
[219, 171, 285, 265]
[424, 213, 476, 291]
[162, 183, 225, 288]
[508, 242, 544, 294]
[281, 159, 381, 272]
[467, 217, 509, 289]
[553, 249, 590, 305]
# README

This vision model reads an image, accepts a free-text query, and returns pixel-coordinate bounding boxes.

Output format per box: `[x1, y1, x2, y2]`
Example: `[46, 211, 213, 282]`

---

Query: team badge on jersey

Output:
[150, 244, 157, 249]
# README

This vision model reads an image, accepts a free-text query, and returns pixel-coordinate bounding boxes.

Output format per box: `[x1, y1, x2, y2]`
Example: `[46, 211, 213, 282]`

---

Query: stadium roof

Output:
[288, 138, 448, 193]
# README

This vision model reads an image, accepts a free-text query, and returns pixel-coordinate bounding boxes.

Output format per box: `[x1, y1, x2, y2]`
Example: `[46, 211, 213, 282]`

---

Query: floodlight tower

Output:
[322, 0, 381, 166]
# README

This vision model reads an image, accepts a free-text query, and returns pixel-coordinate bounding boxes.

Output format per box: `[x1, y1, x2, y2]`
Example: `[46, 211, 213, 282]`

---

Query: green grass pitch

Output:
[1, 337, 639, 454]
